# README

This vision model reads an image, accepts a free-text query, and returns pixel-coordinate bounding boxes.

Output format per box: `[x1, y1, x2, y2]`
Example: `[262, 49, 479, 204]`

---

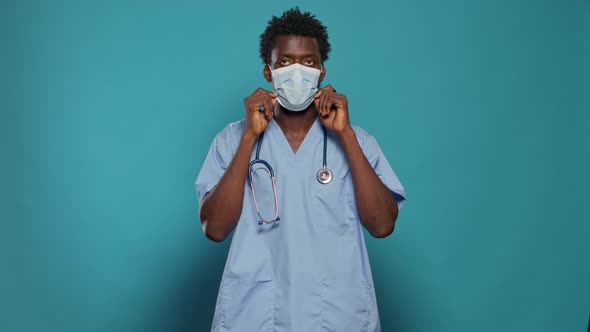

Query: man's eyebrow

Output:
[277, 53, 318, 58]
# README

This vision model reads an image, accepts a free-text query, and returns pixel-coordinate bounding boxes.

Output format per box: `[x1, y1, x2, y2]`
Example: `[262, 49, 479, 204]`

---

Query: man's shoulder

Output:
[223, 118, 246, 133]
[349, 124, 374, 146]
[215, 119, 246, 140]
[350, 124, 370, 138]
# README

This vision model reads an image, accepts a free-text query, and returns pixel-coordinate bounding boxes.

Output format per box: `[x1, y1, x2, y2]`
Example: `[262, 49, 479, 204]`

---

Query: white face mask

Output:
[269, 63, 322, 111]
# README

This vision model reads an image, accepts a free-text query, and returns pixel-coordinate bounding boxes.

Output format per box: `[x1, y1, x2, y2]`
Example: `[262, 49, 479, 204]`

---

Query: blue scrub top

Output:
[196, 117, 406, 332]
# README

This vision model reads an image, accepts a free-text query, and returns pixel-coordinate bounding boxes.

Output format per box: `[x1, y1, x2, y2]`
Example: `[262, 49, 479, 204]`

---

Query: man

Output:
[196, 8, 406, 331]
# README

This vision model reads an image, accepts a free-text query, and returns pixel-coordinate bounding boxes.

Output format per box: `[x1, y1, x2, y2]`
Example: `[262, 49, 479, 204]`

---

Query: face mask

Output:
[269, 63, 322, 111]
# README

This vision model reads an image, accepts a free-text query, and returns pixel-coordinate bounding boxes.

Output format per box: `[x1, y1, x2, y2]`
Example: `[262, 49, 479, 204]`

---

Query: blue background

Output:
[2, 0, 588, 331]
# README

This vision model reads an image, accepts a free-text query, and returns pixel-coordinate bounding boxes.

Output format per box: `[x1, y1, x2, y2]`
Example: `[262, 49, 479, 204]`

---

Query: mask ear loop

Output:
[267, 64, 278, 93]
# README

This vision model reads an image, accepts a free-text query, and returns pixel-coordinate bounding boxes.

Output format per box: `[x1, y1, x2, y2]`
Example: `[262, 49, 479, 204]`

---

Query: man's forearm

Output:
[336, 127, 398, 238]
[199, 133, 257, 242]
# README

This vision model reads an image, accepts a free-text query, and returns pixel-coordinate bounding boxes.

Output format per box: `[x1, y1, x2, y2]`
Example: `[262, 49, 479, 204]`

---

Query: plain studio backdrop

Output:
[1, 0, 588, 331]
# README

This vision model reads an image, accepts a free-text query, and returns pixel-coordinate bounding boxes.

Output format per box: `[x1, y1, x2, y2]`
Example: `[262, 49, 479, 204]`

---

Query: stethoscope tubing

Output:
[248, 120, 332, 225]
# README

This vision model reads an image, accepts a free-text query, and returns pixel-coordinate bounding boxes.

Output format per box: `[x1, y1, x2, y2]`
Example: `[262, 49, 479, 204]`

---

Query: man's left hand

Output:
[314, 85, 351, 135]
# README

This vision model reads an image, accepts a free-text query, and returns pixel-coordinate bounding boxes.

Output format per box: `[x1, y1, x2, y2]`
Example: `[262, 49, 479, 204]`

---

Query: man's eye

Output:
[304, 59, 315, 66]
[279, 59, 292, 65]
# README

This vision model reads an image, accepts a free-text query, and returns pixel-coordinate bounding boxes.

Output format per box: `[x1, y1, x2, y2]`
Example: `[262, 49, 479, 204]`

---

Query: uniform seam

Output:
[220, 279, 229, 330]
[319, 282, 328, 330]
[362, 281, 370, 332]
[272, 281, 277, 332]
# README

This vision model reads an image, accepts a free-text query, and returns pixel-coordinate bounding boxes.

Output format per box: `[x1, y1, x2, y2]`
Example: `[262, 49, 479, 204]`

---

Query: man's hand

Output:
[315, 85, 398, 238]
[314, 85, 351, 135]
[244, 88, 277, 139]
[200, 88, 276, 242]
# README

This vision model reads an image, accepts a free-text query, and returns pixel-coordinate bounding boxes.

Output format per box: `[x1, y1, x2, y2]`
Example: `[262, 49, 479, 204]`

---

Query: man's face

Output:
[264, 35, 325, 83]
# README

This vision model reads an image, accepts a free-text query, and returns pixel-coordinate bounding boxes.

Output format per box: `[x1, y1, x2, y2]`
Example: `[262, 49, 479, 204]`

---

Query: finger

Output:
[316, 95, 323, 115]
[319, 84, 335, 96]
[255, 99, 265, 113]
[327, 96, 336, 114]
[314, 98, 321, 114]
[253, 88, 276, 97]
[256, 87, 272, 95]
[264, 90, 278, 98]
[262, 95, 273, 118]
[253, 88, 265, 96]
[255, 99, 264, 113]
[264, 96, 273, 120]
[321, 94, 331, 116]
[315, 87, 326, 98]
[318, 94, 326, 116]
[256, 96, 268, 113]
[334, 94, 346, 110]
[328, 95, 337, 111]
[326, 96, 334, 115]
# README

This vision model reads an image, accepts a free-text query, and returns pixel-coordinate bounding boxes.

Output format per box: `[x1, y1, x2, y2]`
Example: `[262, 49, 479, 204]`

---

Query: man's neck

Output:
[273, 104, 317, 136]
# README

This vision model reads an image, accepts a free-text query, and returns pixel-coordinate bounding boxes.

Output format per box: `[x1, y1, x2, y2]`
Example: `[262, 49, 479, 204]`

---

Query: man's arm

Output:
[199, 88, 277, 242]
[199, 133, 256, 242]
[315, 85, 398, 238]
[337, 128, 398, 238]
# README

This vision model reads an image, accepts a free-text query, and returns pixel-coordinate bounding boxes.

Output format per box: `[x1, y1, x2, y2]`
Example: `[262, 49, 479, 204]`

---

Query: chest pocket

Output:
[310, 168, 356, 230]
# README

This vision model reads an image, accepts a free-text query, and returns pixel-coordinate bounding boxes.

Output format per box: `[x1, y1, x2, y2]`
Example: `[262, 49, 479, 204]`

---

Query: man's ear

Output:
[319, 65, 326, 83]
[263, 65, 272, 83]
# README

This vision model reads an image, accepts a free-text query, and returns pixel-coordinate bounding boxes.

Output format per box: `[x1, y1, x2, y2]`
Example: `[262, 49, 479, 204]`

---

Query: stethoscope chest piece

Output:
[317, 167, 333, 184]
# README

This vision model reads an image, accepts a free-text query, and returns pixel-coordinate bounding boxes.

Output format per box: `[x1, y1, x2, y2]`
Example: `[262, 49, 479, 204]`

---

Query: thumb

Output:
[313, 98, 320, 111]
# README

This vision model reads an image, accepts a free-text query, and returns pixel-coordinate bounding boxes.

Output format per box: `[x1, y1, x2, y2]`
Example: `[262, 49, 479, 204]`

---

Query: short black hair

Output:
[259, 7, 331, 65]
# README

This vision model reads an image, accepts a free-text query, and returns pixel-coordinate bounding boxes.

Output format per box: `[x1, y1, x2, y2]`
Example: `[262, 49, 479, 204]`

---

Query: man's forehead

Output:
[272, 35, 320, 56]
[274, 35, 319, 50]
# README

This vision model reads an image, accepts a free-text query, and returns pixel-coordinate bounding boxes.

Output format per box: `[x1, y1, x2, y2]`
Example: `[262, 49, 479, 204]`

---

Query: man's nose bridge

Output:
[292, 65, 303, 80]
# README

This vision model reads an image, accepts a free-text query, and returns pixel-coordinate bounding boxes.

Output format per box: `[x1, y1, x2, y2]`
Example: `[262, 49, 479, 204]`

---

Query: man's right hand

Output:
[200, 88, 277, 242]
[243, 88, 277, 139]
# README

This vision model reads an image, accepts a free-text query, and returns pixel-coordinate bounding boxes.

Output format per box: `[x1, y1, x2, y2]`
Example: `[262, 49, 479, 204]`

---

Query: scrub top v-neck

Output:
[196, 117, 406, 332]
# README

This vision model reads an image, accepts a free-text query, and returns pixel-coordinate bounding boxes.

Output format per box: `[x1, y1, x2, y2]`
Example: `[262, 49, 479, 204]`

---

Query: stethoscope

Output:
[247, 120, 332, 225]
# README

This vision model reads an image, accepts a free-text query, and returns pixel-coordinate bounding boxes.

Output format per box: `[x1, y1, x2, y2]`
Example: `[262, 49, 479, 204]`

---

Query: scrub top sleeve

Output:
[195, 126, 235, 206]
[363, 133, 407, 209]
